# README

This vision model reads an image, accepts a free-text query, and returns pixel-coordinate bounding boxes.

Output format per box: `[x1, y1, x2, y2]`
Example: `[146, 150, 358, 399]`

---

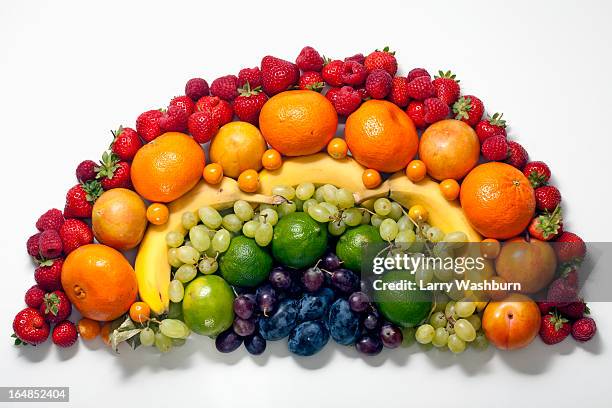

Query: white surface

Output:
[1, 0, 612, 407]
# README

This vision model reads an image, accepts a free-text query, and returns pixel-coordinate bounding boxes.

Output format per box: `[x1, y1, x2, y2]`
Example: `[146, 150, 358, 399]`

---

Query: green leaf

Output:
[110, 328, 142, 352]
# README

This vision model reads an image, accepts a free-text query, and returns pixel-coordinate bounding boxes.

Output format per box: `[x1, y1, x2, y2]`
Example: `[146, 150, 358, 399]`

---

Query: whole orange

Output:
[259, 90, 338, 156]
[61, 244, 138, 321]
[131, 132, 205, 202]
[345, 100, 418, 172]
[460, 162, 535, 239]
[419, 119, 480, 180]
[209, 122, 267, 178]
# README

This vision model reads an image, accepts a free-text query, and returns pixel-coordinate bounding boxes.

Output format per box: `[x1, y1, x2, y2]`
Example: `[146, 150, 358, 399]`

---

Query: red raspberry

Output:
[34, 258, 64, 292]
[341, 60, 367, 86]
[59, 219, 93, 254]
[481, 135, 509, 161]
[38, 230, 63, 259]
[40, 291, 72, 324]
[52, 320, 78, 348]
[407, 68, 430, 82]
[25, 285, 46, 308]
[322, 59, 344, 87]
[423, 97, 450, 124]
[571, 317, 597, 342]
[188, 111, 219, 144]
[558, 300, 587, 320]
[296, 46, 324, 72]
[210, 75, 239, 101]
[36, 209, 64, 232]
[505, 141, 529, 169]
[237, 67, 262, 88]
[298, 71, 325, 92]
[388, 77, 410, 107]
[159, 104, 189, 132]
[185, 78, 210, 101]
[406, 76, 436, 100]
[365, 69, 392, 99]
[344, 53, 365, 65]
[406, 101, 427, 128]
[26, 233, 41, 258]
[75, 160, 97, 183]
[326, 86, 362, 116]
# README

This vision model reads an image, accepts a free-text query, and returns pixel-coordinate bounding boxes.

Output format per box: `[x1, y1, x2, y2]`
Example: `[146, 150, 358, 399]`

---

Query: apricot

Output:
[482, 293, 541, 350]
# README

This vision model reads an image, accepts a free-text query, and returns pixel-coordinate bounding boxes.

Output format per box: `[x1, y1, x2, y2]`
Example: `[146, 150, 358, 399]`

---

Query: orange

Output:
[131, 132, 205, 202]
[61, 244, 138, 321]
[209, 122, 267, 178]
[406, 160, 426, 182]
[238, 169, 259, 193]
[419, 119, 480, 180]
[327, 138, 348, 159]
[345, 100, 418, 172]
[439, 179, 460, 201]
[362, 169, 382, 189]
[100, 322, 112, 346]
[77, 318, 101, 341]
[259, 90, 338, 156]
[261, 148, 282, 170]
[146, 203, 169, 225]
[129, 301, 150, 323]
[460, 162, 536, 239]
[203, 163, 224, 184]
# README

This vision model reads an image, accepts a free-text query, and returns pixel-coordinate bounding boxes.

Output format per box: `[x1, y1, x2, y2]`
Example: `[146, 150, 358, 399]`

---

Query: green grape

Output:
[258, 203, 275, 212]
[426, 226, 444, 243]
[308, 204, 331, 223]
[204, 246, 217, 258]
[434, 266, 453, 282]
[272, 184, 295, 200]
[455, 300, 476, 318]
[472, 331, 489, 350]
[212, 229, 231, 253]
[400, 327, 416, 347]
[467, 314, 481, 331]
[336, 188, 355, 209]
[432, 327, 450, 348]
[198, 206, 222, 229]
[379, 218, 399, 241]
[395, 230, 416, 245]
[168, 279, 185, 303]
[167, 248, 182, 268]
[177, 246, 200, 265]
[159, 319, 191, 339]
[443, 231, 468, 248]
[255, 223, 273, 246]
[277, 201, 297, 218]
[302, 198, 318, 213]
[174, 264, 197, 283]
[296, 182, 315, 200]
[373, 198, 392, 216]
[181, 211, 198, 230]
[165, 231, 184, 248]
[447, 334, 466, 354]
[397, 215, 413, 231]
[444, 301, 457, 320]
[429, 311, 447, 329]
[314, 186, 325, 202]
[446, 283, 464, 301]
[139, 327, 155, 347]
[388, 202, 404, 220]
[319, 202, 339, 217]
[259, 208, 279, 226]
[154, 332, 173, 353]
[446, 322, 455, 335]
[370, 214, 384, 228]
[233, 200, 254, 222]
[415, 266, 433, 286]
[242, 220, 260, 238]
[415, 324, 435, 344]
[189, 225, 211, 252]
[321, 184, 338, 205]
[342, 208, 363, 227]
[454, 319, 476, 342]
[360, 210, 371, 225]
[328, 220, 346, 236]
[293, 198, 304, 211]
[198, 257, 218, 274]
[222, 214, 243, 233]
[409, 235, 426, 253]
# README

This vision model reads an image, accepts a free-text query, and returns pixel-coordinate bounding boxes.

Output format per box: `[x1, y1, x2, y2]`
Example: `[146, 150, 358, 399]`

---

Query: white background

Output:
[1, 0, 612, 407]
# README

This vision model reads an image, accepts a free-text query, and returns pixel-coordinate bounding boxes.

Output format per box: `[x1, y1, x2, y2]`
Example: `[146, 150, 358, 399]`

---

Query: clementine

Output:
[209, 121, 267, 178]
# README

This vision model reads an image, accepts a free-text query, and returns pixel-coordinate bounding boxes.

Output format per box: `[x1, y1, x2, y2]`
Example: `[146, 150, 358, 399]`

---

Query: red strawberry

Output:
[539, 312, 571, 345]
[528, 206, 563, 241]
[52, 320, 78, 348]
[406, 76, 435, 100]
[159, 105, 189, 132]
[237, 67, 262, 89]
[34, 258, 63, 292]
[534, 185, 561, 212]
[75, 160, 97, 183]
[296, 46, 324, 72]
[187, 111, 218, 144]
[195, 96, 234, 127]
[326, 86, 361, 116]
[505, 141, 529, 169]
[344, 53, 365, 65]
[388, 77, 410, 107]
[475, 112, 507, 143]
[537, 301, 558, 315]
[210, 75, 239, 101]
[432, 70, 460, 106]
[12, 308, 50, 345]
[406, 101, 427, 128]
[523, 161, 551, 188]
[481, 135, 509, 161]
[110, 127, 142, 162]
[321, 58, 344, 87]
[38, 230, 63, 258]
[185, 78, 209, 101]
[452, 95, 484, 126]
[59, 219, 93, 254]
[407, 68, 430, 82]
[365, 69, 392, 99]
[364, 46, 397, 76]
[25, 285, 46, 308]
[64, 180, 102, 218]
[26, 233, 41, 258]
[96, 152, 132, 190]
[423, 97, 450, 124]
[261, 56, 299, 95]
[559, 300, 588, 320]
[233, 83, 268, 125]
[547, 276, 577, 304]
[40, 291, 72, 323]
[298, 71, 325, 92]
[169, 95, 195, 117]
[555, 232, 586, 264]
[341, 60, 367, 86]
[571, 317, 596, 342]
[136, 109, 163, 142]
[36, 209, 64, 232]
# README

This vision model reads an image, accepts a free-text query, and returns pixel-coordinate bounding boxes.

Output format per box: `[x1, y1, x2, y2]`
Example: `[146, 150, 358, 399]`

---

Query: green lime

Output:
[182, 275, 234, 337]
[336, 225, 384, 272]
[271, 212, 328, 269]
[374, 270, 432, 328]
[219, 236, 272, 287]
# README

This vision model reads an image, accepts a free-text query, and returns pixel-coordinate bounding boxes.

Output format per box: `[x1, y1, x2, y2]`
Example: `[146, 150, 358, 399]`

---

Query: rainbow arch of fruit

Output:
[13, 45, 596, 356]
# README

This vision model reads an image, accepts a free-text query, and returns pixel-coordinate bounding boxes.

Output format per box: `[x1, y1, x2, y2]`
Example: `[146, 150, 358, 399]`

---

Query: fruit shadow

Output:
[422, 345, 496, 375]
[497, 338, 582, 375]
[16, 340, 52, 363]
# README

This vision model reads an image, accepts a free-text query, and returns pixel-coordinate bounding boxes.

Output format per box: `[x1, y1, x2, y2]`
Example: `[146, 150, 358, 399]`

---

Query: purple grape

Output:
[233, 317, 256, 337]
[348, 291, 370, 312]
[233, 294, 256, 320]
[363, 310, 380, 330]
[331, 268, 359, 293]
[244, 333, 266, 355]
[302, 267, 324, 292]
[355, 334, 383, 356]
[380, 324, 403, 348]
[215, 329, 243, 353]
[256, 284, 277, 316]
[269, 267, 292, 290]
[321, 252, 341, 271]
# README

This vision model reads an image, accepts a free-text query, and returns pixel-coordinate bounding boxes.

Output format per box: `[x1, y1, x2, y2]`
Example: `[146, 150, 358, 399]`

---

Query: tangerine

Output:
[209, 121, 267, 178]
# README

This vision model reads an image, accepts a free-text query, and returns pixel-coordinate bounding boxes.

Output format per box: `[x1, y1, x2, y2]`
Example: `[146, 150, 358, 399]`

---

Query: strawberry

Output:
[365, 69, 392, 99]
[481, 135, 509, 161]
[571, 317, 596, 342]
[432, 70, 460, 106]
[388, 77, 410, 107]
[26, 233, 41, 258]
[36, 208, 64, 232]
[452, 95, 484, 126]
[34, 258, 63, 291]
[423, 97, 450, 124]
[559, 300, 588, 320]
[25, 285, 46, 309]
[344, 53, 365, 65]
[537, 301, 558, 315]
[523, 161, 551, 188]
[326, 86, 361, 116]
[407, 68, 430, 82]
[75, 160, 97, 183]
[52, 320, 78, 348]
[169, 95, 195, 117]
[233, 83, 268, 125]
[296, 46, 324, 72]
[159, 105, 189, 132]
[364, 46, 397, 76]
[188, 111, 218, 144]
[210, 75, 239, 101]
[110, 126, 142, 162]
[535, 185, 561, 212]
[40, 291, 72, 323]
[136, 109, 163, 142]
[406, 101, 427, 128]
[321, 58, 344, 87]
[185, 78, 209, 101]
[341, 60, 367, 86]
[406, 76, 436, 100]
[547, 276, 577, 304]
[59, 219, 93, 254]
[12, 308, 50, 345]
[528, 206, 563, 241]
[475, 112, 507, 143]
[96, 152, 132, 190]
[38, 230, 63, 259]
[539, 312, 571, 345]
[237, 67, 262, 89]
[555, 232, 586, 265]
[261, 56, 299, 95]
[195, 96, 234, 127]
[298, 71, 325, 92]
[64, 180, 102, 218]
[505, 141, 529, 169]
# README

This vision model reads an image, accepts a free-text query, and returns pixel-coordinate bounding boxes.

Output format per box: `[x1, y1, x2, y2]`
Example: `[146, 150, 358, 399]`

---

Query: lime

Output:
[336, 225, 384, 272]
[272, 212, 328, 269]
[182, 275, 234, 337]
[374, 270, 432, 328]
[219, 236, 272, 287]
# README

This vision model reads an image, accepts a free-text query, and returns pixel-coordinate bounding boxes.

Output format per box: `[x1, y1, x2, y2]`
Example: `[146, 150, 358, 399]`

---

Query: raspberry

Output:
[326, 86, 362, 116]
[407, 68, 431, 82]
[365, 69, 392, 99]
[341, 60, 367, 86]
[237, 67, 262, 88]
[481, 135, 509, 161]
[210, 75, 239, 101]
[25, 285, 46, 308]
[423, 97, 450, 124]
[295, 46, 324, 72]
[36, 208, 65, 232]
[344, 53, 365, 65]
[75, 160, 97, 183]
[38, 230, 63, 259]
[571, 317, 596, 342]
[185, 78, 210, 101]
[26, 232, 41, 257]
[406, 76, 435, 100]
